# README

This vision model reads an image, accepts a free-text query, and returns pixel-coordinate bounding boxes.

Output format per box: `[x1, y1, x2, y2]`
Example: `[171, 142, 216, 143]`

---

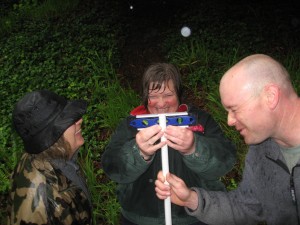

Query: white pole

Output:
[135, 112, 189, 225]
[159, 114, 172, 225]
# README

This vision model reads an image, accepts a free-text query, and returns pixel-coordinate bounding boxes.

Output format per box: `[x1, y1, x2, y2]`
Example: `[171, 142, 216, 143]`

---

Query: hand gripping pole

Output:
[133, 112, 194, 225]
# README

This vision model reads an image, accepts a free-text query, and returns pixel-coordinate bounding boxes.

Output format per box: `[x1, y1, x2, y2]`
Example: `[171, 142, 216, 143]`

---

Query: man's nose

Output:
[75, 118, 83, 125]
[227, 112, 236, 127]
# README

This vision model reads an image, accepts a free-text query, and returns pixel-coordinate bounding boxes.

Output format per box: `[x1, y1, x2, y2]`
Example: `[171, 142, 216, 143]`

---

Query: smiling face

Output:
[220, 67, 274, 145]
[63, 118, 84, 158]
[147, 80, 179, 114]
[221, 87, 262, 144]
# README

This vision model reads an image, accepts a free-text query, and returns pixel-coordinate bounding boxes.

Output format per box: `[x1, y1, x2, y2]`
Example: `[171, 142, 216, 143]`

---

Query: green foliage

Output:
[26, 0, 80, 19]
[167, 38, 210, 69]
[80, 147, 120, 225]
[0, 1, 125, 224]
[166, 37, 241, 95]
[93, 176, 121, 225]
[0, 130, 22, 193]
[96, 84, 140, 130]
[0, 0, 80, 35]
[226, 178, 239, 191]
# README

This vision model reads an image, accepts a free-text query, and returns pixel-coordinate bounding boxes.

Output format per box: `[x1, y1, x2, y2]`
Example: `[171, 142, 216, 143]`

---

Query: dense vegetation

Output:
[1, 0, 299, 224]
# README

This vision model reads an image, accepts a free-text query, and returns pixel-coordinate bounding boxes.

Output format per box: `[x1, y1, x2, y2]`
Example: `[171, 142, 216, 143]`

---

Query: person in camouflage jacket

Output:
[7, 90, 92, 225]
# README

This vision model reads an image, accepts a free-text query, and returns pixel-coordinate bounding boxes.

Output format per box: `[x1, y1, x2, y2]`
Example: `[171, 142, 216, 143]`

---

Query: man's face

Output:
[220, 76, 271, 145]
[147, 80, 179, 114]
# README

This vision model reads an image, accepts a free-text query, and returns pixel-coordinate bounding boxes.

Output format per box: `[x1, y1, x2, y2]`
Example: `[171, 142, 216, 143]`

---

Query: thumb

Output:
[166, 172, 176, 185]
[157, 170, 165, 182]
[167, 173, 184, 188]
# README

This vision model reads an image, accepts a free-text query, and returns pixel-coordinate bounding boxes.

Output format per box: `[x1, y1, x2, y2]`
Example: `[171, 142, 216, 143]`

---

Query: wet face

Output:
[147, 80, 179, 114]
[220, 76, 271, 145]
[63, 118, 84, 158]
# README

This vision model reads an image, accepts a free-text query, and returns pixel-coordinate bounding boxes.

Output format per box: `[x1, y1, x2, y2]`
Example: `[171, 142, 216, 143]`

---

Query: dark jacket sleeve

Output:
[185, 147, 263, 225]
[101, 117, 151, 183]
[182, 106, 237, 179]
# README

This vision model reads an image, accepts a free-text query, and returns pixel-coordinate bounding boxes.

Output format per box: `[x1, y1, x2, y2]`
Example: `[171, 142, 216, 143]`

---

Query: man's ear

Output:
[264, 84, 280, 110]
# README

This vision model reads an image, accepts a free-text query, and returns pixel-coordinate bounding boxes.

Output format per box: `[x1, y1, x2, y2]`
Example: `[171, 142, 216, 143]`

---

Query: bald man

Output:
[155, 54, 300, 225]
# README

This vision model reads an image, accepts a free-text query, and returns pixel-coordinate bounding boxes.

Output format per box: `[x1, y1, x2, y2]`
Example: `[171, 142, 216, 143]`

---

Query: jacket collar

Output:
[258, 138, 282, 161]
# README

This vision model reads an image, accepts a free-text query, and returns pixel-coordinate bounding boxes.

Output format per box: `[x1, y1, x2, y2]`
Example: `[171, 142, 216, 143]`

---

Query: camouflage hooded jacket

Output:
[7, 153, 92, 225]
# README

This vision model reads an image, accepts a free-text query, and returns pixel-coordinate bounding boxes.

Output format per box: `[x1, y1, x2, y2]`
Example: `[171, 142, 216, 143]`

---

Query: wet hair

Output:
[35, 136, 71, 161]
[142, 63, 183, 108]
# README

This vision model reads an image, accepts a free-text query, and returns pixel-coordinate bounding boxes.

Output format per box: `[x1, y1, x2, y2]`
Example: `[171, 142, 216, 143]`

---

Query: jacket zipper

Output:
[266, 155, 300, 225]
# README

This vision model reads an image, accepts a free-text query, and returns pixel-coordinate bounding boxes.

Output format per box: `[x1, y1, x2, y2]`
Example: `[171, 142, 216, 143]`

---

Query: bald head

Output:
[220, 54, 293, 104]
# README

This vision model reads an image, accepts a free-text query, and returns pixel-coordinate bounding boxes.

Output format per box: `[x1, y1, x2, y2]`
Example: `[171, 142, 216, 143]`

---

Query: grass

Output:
[0, 0, 299, 224]
[0, 1, 127, 224]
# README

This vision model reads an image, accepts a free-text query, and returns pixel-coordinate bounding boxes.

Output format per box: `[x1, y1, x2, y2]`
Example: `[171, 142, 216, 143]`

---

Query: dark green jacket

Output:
[7, 153, 92, 225]
[102, 105, 236, 225]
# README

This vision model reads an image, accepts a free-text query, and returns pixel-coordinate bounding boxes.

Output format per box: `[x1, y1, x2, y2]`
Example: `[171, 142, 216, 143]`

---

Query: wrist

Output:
[182, 142, 196, 155]
[185, 190, 199, 211]
[139, 150, 153, 161]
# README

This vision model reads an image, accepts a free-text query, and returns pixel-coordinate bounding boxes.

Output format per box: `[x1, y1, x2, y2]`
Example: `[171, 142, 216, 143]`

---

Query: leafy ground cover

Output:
[1, 0, 300, 224]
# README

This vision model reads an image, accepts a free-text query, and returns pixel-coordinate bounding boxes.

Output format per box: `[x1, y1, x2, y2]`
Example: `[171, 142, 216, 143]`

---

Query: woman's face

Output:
[147, 80, 179, 114]
[63, 118, 84, 158]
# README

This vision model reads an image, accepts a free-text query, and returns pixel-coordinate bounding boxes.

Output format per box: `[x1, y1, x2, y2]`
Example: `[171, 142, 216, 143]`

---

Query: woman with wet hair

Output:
[102, 63, 236, 225]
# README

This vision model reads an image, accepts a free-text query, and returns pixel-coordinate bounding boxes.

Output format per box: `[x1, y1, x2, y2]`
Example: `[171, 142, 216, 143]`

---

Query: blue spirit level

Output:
[129, 112, 196, 129]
